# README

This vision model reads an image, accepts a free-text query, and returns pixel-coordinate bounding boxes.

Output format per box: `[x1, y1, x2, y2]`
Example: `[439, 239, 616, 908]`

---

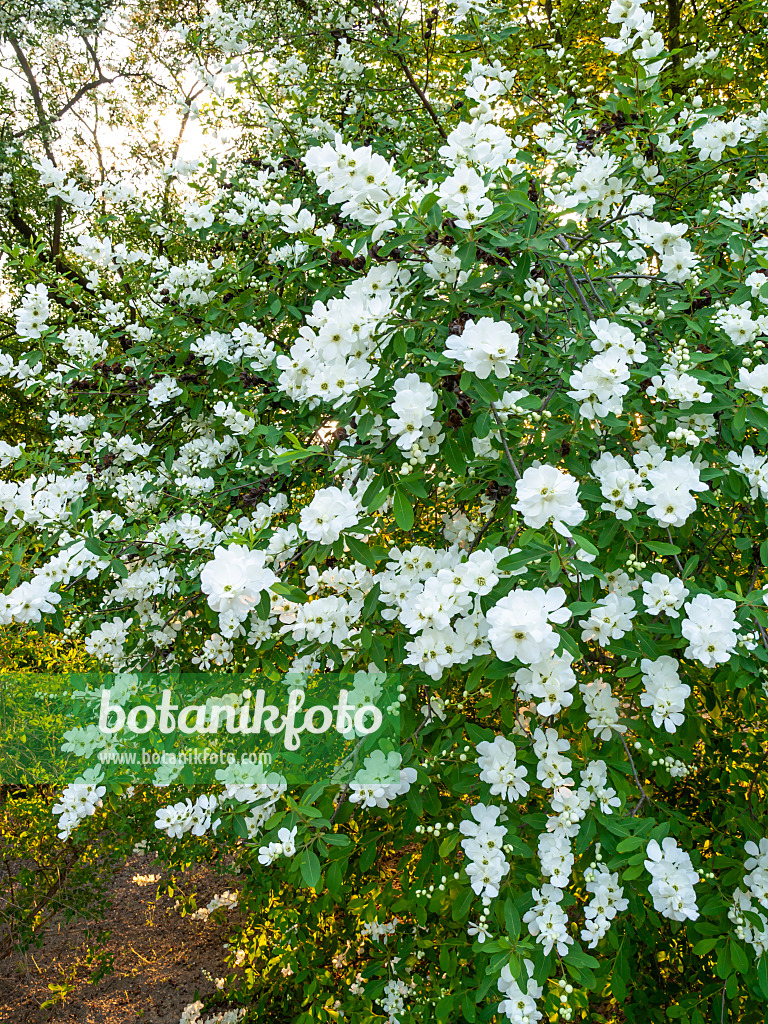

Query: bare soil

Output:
[0, 855, 240, 1023]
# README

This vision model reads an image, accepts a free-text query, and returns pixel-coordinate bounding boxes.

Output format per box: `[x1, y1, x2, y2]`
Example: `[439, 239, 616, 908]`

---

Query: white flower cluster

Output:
[729, 446, 768, 501]
[0, 575, 60, 625]
[277, 264, 403, 406]
[487, 587, 570, 664]
[729, 888, 768, 957]
[681, 594, 740, 667]
[644, 837, 699, 921]
[386, 372, 442, 455]
[348, 751, 417, 809]
[15, 283, 50, 339]
[497, 958, 543, 1024]
[360, 917, 398, 942]
[460, 803, 510, 902]
[178, 1001, 244, 1024]
[514, 651, 576, 717]
[378, 544, 504, 680]
[444, 318, 520, 379]
[640, 656, 690, 732]
[304, 138, 408, 240]
[299, 486, 360, 543]
[199, 545, 277, 638]
[258, 825, 298, 865]
[476, 735, 530, 801]
[523, 883, 573, 956]
[189, 890, 238, 921]
[744, 838, 768, 909]
[581, 865, 628, 948]
[52, 778, 106, 840]
[155, 794, 220, 838]
[512, 465, 586, 535]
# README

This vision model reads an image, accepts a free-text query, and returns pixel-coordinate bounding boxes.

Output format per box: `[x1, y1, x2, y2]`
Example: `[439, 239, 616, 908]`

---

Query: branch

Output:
[5, 199, 89, 308]
[373, 3, 447, 140]
[7, 34, 55, 163]
[490, 403, 522, 480]
[620, 734, 650, 817]
[555, 235, 595, 318]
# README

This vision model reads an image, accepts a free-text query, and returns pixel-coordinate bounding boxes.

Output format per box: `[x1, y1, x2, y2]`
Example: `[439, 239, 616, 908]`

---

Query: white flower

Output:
[640, 656, 690, 732]
[513, 464, 586, 536]
[641, 573, 688, 618]
[486, 587, 569, 664]
[148, 376, 183, 408]
[645, 837, 699, 921]
[200, 545, 277, 623]
[736, 364, 768, 405]
[476, 735, 529, 801]
[299, 486, 360, 543]
[444, 318, 519, 379]
[681, 593, 739, 666]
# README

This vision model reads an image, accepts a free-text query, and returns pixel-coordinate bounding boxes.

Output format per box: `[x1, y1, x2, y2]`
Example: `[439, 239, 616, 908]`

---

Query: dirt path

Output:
[0, 856, 240, 1023]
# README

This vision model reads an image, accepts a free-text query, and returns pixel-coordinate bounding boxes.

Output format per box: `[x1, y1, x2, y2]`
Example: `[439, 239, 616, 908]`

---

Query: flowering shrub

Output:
[4, 0, 768, 1020]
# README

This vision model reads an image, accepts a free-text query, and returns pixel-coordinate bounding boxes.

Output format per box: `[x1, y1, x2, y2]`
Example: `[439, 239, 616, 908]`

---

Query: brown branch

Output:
[373, 3, 447, 140]
[7, 34, 56, 163]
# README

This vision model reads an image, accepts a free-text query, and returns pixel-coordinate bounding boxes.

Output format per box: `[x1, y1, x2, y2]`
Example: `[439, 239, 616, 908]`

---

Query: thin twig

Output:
[666, 528, 685, 574]
[555, 235, 594, 318]
[490, 403, 521, 480]
[620, 734, 650, 815]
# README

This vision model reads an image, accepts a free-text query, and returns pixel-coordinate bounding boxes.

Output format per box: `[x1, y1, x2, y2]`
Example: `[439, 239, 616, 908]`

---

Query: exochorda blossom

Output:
[736, 364, 768, 404]
[681, 593, 740, 666]
[645, 837, 699, 921]
[497, 958, 543, 1024]
[580, 679, 626, 740]
[568, 351, 631, 419]
[437, 165, 493, 228]
[486, 587, 569, 664]
[444, 318, 519, 379]
[523, 883, 572, 955]
[299, 486, 360, 543]
[460, 803, 510, 902]
[513, 464, 586, 536]
[200, 545, 277, 629]
[476, 735, 530, 801]
[641, 573, 688, 617]
[640, 656, 690, 732]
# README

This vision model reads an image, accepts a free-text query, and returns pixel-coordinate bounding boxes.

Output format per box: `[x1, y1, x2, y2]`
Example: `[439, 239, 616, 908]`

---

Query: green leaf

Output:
[504, 897, 520, 939]
[570, 532, 599, 556]
[692, 938, 718, 955]
[730, 939, 749, 974]
[232, 815, 250, 839]
[344, 534, 377, 568]
[757, 953, 768, 998]
[439, 833, 458, 857]
[393, 490, 414, 531]
[451, 886, 473, 921]
[643, 540, 681, 555]
[270, 582, 308, 603]
[747, 405, 768, 434]
[565, 946, 600, 970]
[443, 436, 466, 476]
[732, 405, 747, 440]
[360, 839, 377, 872]
[436, 995, 453, 1024]
[272, 446, 323, 464]
[299, 849, 322, 889]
